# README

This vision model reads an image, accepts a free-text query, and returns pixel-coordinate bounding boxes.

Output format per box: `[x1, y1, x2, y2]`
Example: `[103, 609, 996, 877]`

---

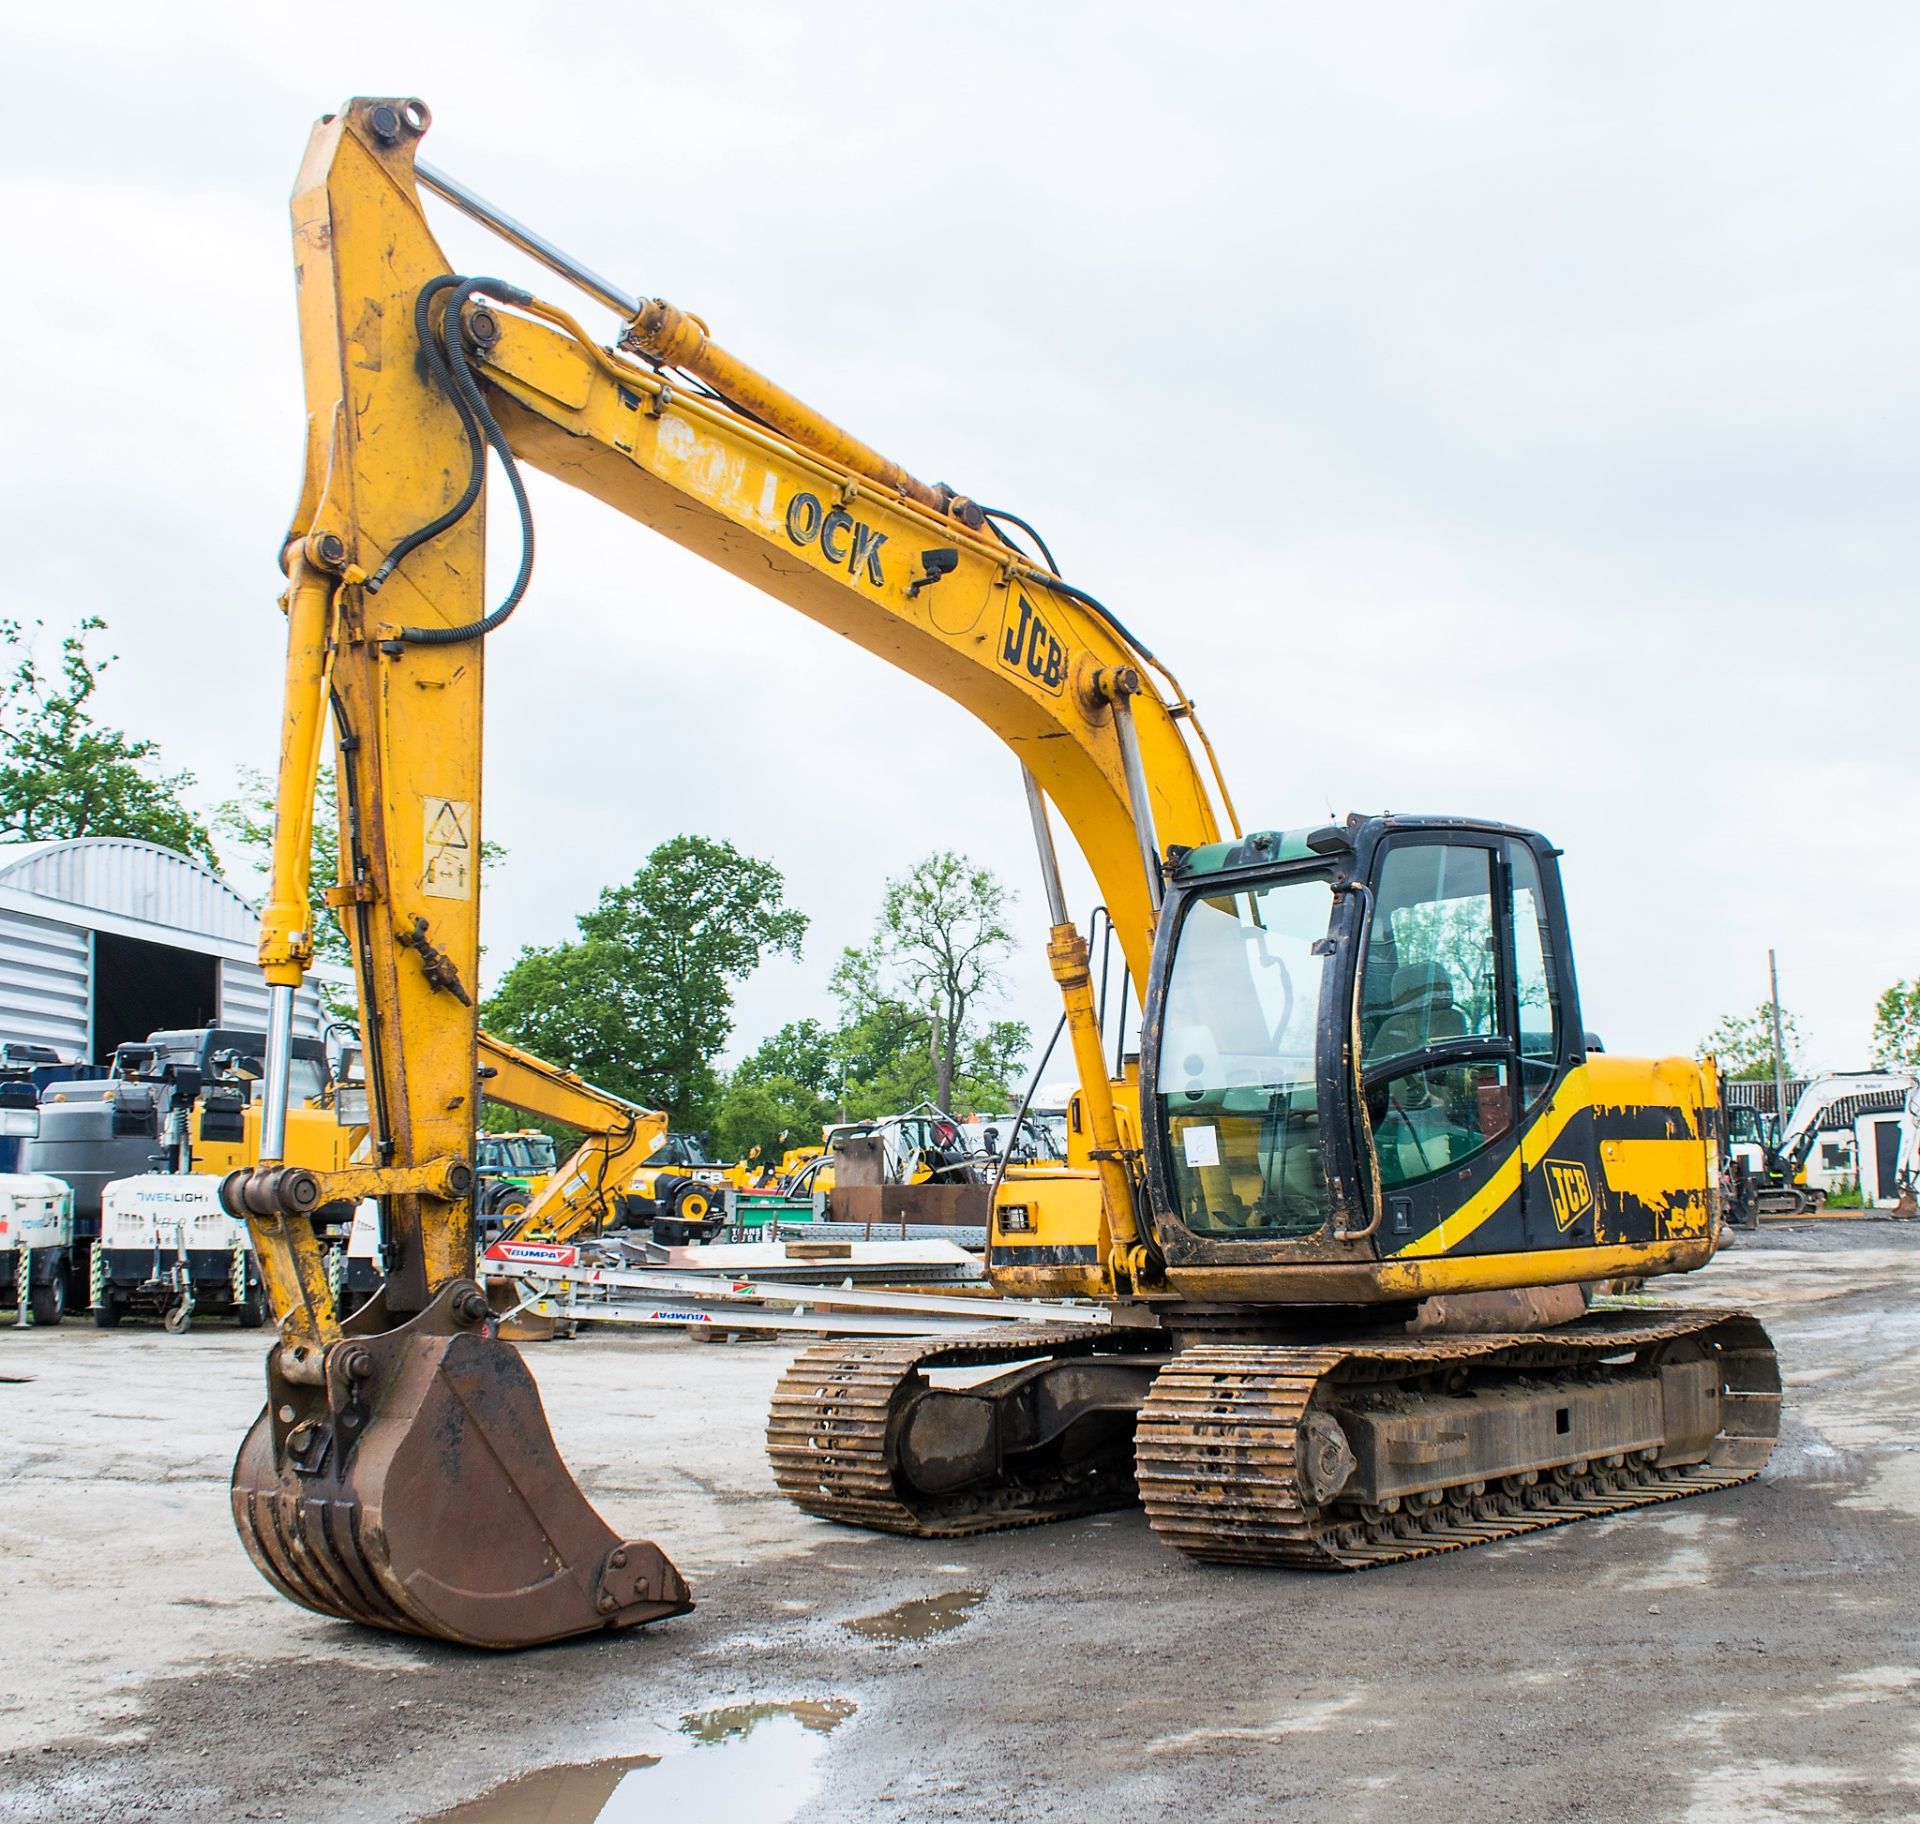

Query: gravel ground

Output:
[1, 1220, 1916, 1823]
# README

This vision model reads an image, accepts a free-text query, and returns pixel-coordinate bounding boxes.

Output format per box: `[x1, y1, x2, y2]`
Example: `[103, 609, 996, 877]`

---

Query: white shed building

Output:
[0, 839, 341, 1062]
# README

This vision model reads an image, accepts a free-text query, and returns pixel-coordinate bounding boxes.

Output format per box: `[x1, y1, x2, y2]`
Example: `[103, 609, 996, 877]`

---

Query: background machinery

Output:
[0, 1174, 78, 1326]
[223, 98, 1778, 1650]
[93, 1172, 270, 1332]
[476, 1031, 726, 1247]
[339, 1034, 708, 1310]
[1725, 1070, 1918, 1218]
[24, 1026, 349, 1230]
[3, 1025, 362, 1326]
[474, 1130, 557, 1219]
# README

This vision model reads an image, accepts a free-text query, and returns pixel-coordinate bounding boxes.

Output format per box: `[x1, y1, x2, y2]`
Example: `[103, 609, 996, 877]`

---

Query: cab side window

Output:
[1364, 844, 1498, 1069]
[1362, 843, 1508, 1190]
[1508, 840, 1561, 1108]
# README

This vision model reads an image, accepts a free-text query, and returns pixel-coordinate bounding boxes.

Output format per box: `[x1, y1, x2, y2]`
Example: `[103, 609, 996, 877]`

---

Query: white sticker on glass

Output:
[1182, 1124, 1220, 1168]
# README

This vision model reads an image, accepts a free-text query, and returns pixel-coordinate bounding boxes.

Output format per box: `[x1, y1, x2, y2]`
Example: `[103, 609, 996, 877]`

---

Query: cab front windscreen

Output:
[1155, 871, 1337, 1239]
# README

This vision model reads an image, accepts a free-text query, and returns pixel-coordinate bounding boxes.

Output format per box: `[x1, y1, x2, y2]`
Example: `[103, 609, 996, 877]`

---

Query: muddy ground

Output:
[2, 1223, 1917, 1823]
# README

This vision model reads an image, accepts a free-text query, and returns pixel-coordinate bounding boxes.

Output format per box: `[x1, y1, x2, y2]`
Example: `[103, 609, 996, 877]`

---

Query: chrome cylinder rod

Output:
[1021, 766, 1070, 926]
[1109, 694, 1165, 913]
[259, 984, 296, 1164]
[415, 159, 641, 319]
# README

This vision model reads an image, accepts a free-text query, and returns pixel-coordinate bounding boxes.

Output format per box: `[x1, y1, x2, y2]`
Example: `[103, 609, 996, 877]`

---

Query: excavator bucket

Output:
[230, 1282, 690, 1648]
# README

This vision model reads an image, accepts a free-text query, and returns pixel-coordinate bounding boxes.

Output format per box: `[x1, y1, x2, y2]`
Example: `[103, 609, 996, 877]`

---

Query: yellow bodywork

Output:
[192, 1099, 363, 1182]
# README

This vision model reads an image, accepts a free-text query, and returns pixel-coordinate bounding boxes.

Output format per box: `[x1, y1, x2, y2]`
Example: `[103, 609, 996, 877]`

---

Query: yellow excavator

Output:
[475, 1032, 724, 1247]
[223, 97, 1778, 1649]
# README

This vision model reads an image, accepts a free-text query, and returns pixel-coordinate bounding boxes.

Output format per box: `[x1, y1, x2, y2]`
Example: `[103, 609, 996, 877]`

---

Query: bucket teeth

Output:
[231, 1287, 691, 1648]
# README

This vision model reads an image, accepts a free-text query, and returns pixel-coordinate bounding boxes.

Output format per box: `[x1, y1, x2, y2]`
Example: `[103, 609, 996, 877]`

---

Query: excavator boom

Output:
[474, 1032, 669, 1244]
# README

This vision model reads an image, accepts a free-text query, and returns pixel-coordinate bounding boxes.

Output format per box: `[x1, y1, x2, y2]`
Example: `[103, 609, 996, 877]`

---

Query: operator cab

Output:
[644, 1131, 722, 1169]
[477, 1131, 559, 1181]
[1142, 815, 1589, 1273]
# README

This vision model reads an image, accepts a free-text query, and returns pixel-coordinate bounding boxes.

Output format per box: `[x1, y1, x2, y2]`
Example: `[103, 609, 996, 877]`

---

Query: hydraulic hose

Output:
[987, 1011, 1068, 1214]
[365, 275, 539, 647]
[975, 504, 1060, 577]
[401, 276, 538, 645]
[361, 277, 483, 593]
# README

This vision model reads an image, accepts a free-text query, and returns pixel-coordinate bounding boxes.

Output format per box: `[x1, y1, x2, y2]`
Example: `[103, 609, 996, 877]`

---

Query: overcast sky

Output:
[2, 2, 1914, 1078]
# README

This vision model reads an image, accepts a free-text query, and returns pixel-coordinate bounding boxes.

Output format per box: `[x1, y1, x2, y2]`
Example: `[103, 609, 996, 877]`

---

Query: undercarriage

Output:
[767, 1308, 1780, 1568]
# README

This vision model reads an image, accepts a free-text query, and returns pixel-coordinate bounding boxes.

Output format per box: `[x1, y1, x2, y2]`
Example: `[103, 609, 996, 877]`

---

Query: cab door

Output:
[1357, 835, 1527, 1257]
[1500, 838, 1594, 1248]
[1357, 833, 1589, 1256]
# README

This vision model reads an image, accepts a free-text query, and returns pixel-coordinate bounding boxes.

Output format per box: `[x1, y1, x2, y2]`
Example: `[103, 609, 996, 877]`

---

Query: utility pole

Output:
[1768, 948, 1791, 1137]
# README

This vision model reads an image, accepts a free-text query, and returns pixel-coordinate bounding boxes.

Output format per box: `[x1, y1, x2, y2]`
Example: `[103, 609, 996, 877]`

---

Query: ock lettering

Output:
[1000, 592, 1067, 693]
[785, 491, 887, 586]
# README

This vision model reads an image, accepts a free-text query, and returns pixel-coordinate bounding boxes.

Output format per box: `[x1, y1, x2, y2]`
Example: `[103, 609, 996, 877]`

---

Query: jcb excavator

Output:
[224, 97, 1778, 1649]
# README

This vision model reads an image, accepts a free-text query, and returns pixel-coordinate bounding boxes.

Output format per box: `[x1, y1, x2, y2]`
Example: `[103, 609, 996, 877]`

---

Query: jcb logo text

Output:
[1543, 1159, 1594, 1233]
[1000, 592, 1067, 695]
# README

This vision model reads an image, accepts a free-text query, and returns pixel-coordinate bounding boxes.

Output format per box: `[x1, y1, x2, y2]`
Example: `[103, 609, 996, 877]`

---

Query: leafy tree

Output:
[708, 1019, 837, 1166]
[967, 1019, 1034, 1105]
[733, 1018, 837, 1093]
[484, 835, 806, 1124]
[711, 1073, 833, 1165]
[826, 948, 937, 1115]
[1389, 898, 1498, 1030]
[1870, 979, 1920, 1070]
[0, 617, 216, 865]
[216, 765, 352, 967]
[1700, 1003, 1803, 1082]
[830, 852, 1028, 1114]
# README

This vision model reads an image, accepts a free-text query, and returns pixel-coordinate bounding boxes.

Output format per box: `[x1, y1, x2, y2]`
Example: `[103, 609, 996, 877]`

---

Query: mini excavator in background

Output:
[223, 97, 1778, 1649]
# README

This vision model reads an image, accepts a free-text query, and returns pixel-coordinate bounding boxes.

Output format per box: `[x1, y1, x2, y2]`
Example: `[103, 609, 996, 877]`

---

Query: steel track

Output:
[766, 1325, 1142, 1535]
[1135, 1310, 1780, 1568]
[767, 1309, 1780, 1566]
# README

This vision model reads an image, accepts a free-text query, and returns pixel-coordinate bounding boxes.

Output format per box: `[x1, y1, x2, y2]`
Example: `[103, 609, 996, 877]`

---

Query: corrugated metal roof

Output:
[0, 838, 255, 941]
[1723, 1078, 1809, 1116]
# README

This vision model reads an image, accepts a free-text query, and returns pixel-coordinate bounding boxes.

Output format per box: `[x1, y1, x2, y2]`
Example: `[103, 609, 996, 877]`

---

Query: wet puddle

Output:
[846, 1587, 986, 1644]
[428, 1699, 855, 1823]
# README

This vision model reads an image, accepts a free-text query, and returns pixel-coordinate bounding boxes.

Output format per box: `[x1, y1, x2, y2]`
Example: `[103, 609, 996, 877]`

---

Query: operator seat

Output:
[1360, 932, 1401, 1049]
[1370, 961, 1468, 1063]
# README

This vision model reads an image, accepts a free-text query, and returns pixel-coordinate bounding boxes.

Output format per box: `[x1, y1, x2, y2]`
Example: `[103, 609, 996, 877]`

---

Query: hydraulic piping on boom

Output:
[229, 98, 1779, 1650]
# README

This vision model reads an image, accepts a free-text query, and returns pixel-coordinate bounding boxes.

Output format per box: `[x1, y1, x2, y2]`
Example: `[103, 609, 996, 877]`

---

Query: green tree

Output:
[831, 852, 1028, 1114]
[1390, 898, 1499, 1030]
[708, 1019, 838, 1166]
[0, 617, 216, 865]
[1870, 980, 1920, 1070]
[484, 835, 806, 1124]
[710, 1073, 833, 1165]
[1701, 1003, 1804, 1082]
[734, 1017, 837, 1093]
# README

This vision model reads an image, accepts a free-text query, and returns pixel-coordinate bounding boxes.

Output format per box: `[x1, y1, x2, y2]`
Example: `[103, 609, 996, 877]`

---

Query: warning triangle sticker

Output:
[426, 799, 470, 849]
